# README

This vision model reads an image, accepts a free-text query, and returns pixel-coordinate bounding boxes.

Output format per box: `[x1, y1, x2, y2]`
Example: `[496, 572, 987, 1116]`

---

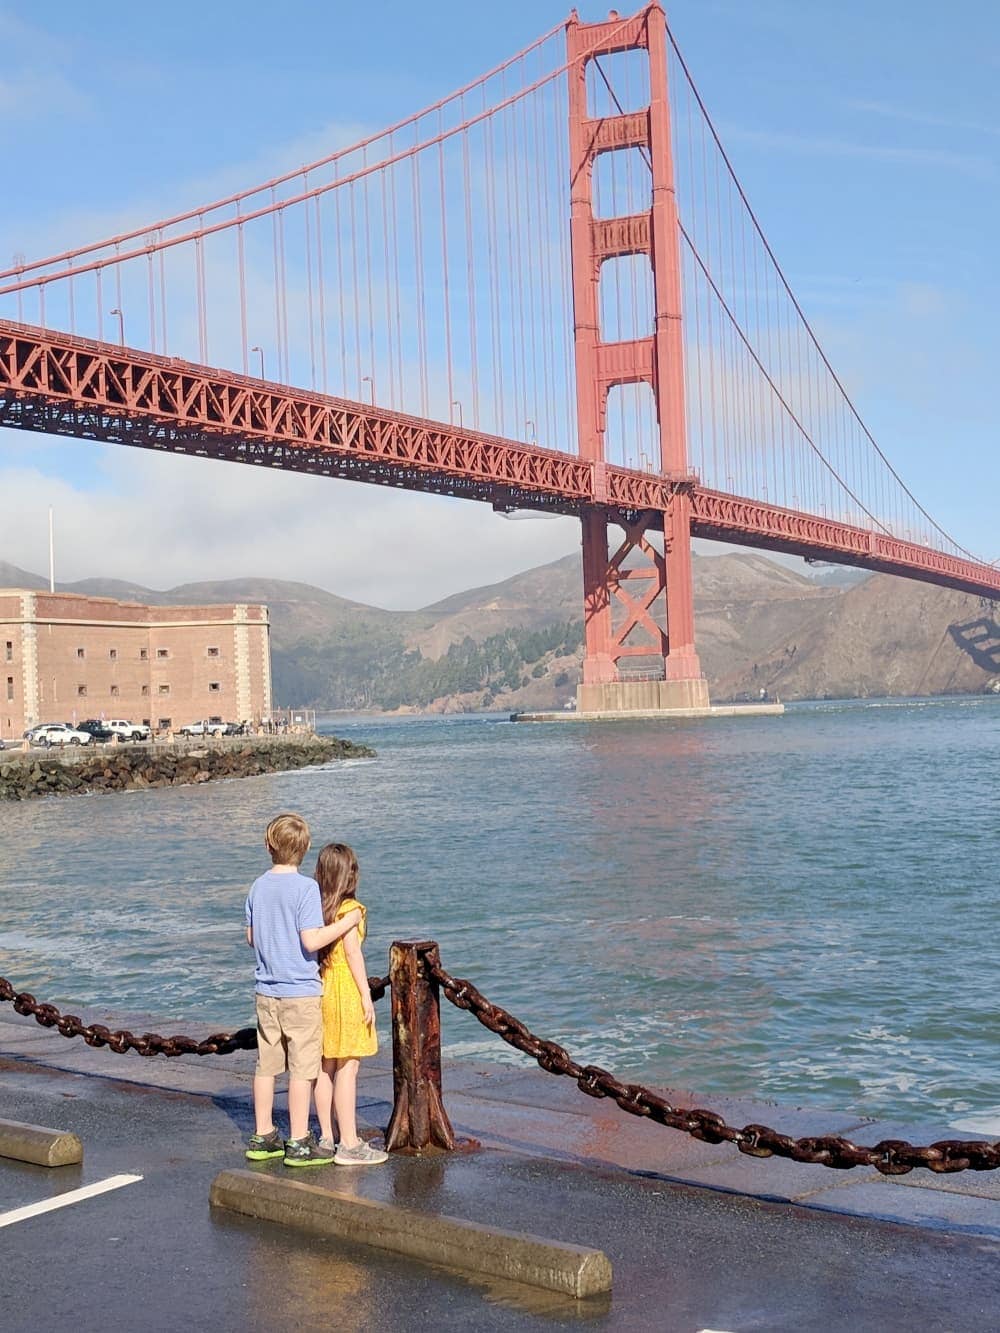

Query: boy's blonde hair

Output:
[265, 813, 310, 866]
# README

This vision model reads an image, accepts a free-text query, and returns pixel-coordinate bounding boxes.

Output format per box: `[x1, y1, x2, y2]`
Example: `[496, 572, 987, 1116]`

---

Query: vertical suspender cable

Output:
[237, 206, 249, 376]
[438, 114, 455, 422]
[461, 116, 481, 428]
[304, 175, 317, 389]
[315, 194, 328, 393]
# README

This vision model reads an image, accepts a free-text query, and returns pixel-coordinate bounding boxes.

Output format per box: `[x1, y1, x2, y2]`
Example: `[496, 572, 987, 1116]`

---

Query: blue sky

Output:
[0, 0, 997, 603]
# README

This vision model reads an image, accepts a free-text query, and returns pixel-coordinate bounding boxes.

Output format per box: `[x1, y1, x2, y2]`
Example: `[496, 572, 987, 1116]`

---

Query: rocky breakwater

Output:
[0, 735, 374, 801]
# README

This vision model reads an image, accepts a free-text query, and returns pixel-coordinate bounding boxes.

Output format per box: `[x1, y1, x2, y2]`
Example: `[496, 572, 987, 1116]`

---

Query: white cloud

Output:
[847, 99, 1000, 141]
[722, 125, 994, 179]
[0, 445, 579, 609]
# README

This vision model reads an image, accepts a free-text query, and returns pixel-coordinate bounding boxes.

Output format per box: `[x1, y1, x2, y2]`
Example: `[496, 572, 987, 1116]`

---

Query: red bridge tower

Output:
[567, 4, 708, 712]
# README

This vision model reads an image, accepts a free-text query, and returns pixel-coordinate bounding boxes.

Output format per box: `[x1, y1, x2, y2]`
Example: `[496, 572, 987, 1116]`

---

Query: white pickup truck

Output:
[106, 719, 151, 742]
[178, 720, 227, 737]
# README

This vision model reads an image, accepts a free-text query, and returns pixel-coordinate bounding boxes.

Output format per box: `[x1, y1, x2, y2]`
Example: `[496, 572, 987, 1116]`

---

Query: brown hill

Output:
[3, 552, 997, 708]
[713, 576, 1000, 701]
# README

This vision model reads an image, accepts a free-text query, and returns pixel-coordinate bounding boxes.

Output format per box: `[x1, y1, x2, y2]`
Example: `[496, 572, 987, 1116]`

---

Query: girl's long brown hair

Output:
[315, 843, 361, 970]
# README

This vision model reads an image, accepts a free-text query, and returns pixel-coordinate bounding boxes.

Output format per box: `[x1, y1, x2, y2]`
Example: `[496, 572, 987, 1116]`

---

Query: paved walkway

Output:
[2, 1006, 997, 1238]
[1, 1006, 998, 1330]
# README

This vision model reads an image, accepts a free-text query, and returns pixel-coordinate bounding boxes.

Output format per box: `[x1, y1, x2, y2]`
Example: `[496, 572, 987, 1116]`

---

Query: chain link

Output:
[0, 975, 388, 1058]
[428, 959, 1000, 1176]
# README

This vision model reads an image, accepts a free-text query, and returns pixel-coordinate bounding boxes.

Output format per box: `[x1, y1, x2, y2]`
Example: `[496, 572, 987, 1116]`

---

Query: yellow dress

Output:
[321, 898, 378, 1059]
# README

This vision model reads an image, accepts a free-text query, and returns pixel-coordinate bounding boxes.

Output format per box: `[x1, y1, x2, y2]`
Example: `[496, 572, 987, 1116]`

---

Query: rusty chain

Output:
[0, 975, 388, 1058]
[428, 958, 1000, 1176]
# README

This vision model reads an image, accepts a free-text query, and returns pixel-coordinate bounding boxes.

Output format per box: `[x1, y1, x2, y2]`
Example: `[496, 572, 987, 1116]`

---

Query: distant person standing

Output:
[313, 842, 388, 1165]
[244, 813, 361, 1166]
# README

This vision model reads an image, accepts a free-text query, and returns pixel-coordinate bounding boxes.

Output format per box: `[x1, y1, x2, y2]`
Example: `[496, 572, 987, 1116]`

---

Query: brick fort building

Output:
[1, 589, 272, 740]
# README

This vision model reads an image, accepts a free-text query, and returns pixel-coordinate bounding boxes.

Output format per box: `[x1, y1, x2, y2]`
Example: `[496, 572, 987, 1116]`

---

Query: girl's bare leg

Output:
[315, 1058, 337, 1145]
[332, 1057, 361, 1147]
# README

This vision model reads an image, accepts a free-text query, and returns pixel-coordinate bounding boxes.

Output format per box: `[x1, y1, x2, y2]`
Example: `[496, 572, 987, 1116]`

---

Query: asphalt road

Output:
[1, 1054, 998, 1332]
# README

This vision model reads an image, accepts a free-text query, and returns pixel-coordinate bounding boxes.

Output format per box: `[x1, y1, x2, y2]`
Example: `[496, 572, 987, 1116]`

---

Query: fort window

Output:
[77, 684, 87, 697]
[6, 677, 12, 701]
[109, 648, 118, 660]
[157, 648, 169, 659]
[141, 684, 150, 696]
[110, 684, 120, 697]
[207, 647, 220, 658]
[208, 682, 221, 693]
[158, 718, 171, 730]
[140, 648, 148, 660]
[158, 684, 170, 695]
[4, 641, 11, 661]
[76, 647, 85, 659]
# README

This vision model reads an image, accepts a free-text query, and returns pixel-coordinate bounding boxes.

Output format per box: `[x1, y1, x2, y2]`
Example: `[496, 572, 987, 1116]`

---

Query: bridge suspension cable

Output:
[0, 3, 987, 578]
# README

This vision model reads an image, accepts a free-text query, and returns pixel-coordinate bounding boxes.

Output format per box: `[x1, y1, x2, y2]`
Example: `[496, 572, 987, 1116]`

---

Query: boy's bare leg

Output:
[332, 1058, 361, 1147]
[288, 1076, 315, 1141]
[315, 1059, 337, 1144]
[252, 1074, 276, 1136]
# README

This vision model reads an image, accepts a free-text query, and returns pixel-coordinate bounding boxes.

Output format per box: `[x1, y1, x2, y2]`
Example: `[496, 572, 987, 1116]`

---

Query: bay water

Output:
[1, 697, 997, 1132]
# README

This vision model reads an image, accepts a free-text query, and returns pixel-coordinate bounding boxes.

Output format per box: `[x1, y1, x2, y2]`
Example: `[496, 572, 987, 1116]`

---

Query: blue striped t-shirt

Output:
[245, 869, 325, 996]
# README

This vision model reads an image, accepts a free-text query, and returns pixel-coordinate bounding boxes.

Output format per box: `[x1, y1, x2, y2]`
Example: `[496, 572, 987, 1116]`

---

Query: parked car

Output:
[34, 723, 93, 746]
[78, 719, 115, 743]
[178, 720, 227, 737]
[105, 719, 150, 742]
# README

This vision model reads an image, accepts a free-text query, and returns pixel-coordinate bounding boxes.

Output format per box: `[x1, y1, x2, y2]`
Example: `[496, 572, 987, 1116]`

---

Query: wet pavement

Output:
[2, 1008, 999, 1331]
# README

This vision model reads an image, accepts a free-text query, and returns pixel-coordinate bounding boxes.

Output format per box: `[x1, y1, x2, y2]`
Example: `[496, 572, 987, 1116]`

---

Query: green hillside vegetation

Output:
[274, 619, 583, 710]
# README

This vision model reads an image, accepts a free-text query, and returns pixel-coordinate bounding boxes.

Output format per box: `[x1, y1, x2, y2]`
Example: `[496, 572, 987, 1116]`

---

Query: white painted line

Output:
[0, 1173, 143, 1228]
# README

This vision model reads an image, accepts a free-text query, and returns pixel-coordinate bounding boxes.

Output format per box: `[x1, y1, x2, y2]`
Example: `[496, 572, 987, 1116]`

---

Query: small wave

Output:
[949, 1110, 1000, 1135]
[0, 930, 55, 951]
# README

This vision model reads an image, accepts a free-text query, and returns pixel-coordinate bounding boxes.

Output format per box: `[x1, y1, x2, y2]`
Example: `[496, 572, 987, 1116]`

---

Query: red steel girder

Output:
[1, 320, 998, 602]
[689, 487, 1000, 601]
[0, 319, 692, 518]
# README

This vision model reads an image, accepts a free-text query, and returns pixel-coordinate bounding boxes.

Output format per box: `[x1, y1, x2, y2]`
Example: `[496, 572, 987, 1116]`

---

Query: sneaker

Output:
[317, 1137, 337, 1155]
[283, 1132, 336, 1167]
[245, 1128, 284, 1161]
[334, 1140, 389, 1166]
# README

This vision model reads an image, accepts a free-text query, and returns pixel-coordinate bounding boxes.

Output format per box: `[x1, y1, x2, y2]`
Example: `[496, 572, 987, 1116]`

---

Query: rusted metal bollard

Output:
[384, 940, 457, 1153]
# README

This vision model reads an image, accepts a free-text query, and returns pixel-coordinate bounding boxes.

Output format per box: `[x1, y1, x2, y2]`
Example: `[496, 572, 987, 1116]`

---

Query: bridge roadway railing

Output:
[3, 942, 999, 1176]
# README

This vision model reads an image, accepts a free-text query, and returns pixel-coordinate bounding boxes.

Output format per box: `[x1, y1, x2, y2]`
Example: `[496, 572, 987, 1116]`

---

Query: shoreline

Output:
[314, 688, 1000, 720]
[0, 733, 374, 801]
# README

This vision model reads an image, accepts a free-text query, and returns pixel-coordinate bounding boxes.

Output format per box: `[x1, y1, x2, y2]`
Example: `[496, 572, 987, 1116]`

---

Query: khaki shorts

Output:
[254, 995, 322, 1079]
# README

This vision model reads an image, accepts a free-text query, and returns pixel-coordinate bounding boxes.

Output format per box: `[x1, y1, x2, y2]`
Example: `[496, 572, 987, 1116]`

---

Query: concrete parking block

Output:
[210, 1168, 612, 1298]
[0, 1117, 83, 1167]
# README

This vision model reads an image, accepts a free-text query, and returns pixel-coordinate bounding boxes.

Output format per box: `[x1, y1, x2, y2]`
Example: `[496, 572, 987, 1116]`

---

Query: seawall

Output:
[0, 734, 374, 801]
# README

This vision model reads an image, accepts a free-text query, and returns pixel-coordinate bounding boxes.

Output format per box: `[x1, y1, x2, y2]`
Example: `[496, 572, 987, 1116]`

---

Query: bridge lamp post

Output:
[451, 400, 463, 427]
[525, 418, 536, 442]
[109, 308, 124, 346]
[250, 346, 264, 380]
[362, 375, 375, 405]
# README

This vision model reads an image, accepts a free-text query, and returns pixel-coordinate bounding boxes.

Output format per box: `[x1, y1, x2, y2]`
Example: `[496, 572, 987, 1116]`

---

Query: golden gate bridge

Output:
[1, 4, 996, 711]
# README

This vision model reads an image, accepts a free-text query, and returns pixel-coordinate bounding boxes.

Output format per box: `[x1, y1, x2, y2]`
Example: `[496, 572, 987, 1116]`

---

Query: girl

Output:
[314, 842, 388, 1165]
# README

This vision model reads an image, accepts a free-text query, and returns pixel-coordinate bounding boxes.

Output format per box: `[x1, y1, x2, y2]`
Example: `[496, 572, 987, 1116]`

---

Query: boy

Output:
[244, 812, 361, 1166]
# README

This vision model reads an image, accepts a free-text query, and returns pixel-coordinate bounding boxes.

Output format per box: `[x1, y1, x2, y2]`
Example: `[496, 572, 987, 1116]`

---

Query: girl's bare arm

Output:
[343, 927, 376, 1027]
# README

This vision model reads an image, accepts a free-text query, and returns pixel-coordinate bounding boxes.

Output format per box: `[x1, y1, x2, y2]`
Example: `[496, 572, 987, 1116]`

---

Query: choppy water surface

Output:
[1, 698, 998, 1129]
